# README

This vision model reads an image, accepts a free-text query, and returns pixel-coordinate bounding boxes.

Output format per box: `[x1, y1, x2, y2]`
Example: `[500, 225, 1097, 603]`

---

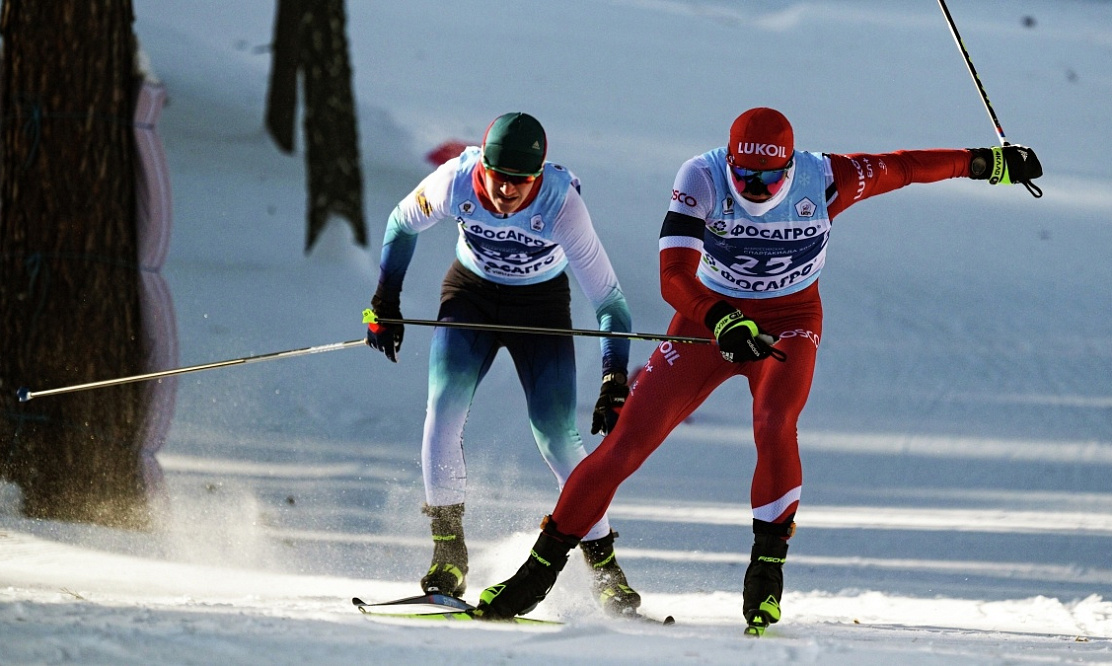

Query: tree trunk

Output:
[265, 0, 301, 154]
[264, 0, 366, 252]
[0, 0, 151, 529]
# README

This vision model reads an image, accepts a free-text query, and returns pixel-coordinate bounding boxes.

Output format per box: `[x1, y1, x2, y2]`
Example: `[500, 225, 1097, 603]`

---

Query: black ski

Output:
[353, 592, 673, 626]
[352, 592, 472, 613]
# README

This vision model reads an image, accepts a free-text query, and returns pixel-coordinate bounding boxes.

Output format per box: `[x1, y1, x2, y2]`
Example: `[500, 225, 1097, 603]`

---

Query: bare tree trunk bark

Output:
[0, 0, 151, 529]
[265, 0, 301, 154]
[264, 0, 366, 252]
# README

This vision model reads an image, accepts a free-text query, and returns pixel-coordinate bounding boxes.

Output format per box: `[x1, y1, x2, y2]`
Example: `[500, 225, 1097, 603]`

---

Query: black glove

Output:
[705, 301, 785, 364]
[364, 289, 403, 362]
[591, 372, 629, 435]
[969, 145, 1043, 185]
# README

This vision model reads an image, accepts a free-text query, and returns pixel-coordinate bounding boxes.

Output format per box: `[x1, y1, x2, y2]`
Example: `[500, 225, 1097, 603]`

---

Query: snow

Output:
[3, 0, 1112, 663]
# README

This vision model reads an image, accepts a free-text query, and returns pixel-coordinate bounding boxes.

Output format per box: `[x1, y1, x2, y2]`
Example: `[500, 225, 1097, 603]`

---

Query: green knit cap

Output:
[481, 112, 546, 176]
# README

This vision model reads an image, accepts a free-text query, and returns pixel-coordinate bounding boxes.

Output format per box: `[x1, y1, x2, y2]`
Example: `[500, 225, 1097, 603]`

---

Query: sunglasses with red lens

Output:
[729, 158, 793, 186]
[482, 162, 539, 185]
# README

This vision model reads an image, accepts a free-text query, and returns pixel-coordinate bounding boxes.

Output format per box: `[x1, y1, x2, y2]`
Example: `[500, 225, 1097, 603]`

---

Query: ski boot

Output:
[474, 516, 579, 620]
[420, 503, 468, 598]
[581, 531, 642, 616]
[743, 531, 790, 637]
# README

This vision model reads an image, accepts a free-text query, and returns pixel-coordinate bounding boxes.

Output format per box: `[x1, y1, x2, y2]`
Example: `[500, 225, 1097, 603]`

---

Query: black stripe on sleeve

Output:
[660, 210, 705, 240]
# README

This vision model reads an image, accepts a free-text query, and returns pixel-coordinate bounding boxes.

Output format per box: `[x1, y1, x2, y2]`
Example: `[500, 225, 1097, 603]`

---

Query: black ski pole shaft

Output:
[937, 0, 1007, 146]
[16, 339, 366, 402]
[364, 311, 713, 345]
[937, 0, 1041, 198]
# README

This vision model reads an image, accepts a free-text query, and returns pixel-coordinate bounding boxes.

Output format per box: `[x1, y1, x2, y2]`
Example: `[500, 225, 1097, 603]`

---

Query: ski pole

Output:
[16, 339, 366, 402]
[936, 0, 1042, 198]
[937, 0, 1007, 146]
[362, 309, 714, 345]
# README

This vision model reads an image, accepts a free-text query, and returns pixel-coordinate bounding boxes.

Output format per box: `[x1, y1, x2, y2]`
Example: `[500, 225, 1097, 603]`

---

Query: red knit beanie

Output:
[729, 108, 793, 169]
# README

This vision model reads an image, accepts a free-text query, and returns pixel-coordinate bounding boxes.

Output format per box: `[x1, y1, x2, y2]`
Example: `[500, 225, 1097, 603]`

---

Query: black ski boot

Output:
[474, 516, 579, 620]
[420, 503, 468, 598]
[743, 531, 790, 637]
[581, 531, 642, 616]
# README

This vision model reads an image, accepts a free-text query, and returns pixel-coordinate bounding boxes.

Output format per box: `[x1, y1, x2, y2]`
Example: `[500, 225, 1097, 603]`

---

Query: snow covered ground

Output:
[4, 0, 1112, 663]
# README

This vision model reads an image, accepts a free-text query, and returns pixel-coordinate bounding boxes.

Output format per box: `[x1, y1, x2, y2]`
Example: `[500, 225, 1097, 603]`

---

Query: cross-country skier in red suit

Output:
[471, 107, 1043, 635]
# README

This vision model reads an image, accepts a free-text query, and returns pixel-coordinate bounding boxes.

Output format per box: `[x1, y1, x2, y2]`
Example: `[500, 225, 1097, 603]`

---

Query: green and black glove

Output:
[591, 372, 628, 435]
[363, 288, 404, 363]
[705, 301, 786, 364]
[969, 144, 1043, 186]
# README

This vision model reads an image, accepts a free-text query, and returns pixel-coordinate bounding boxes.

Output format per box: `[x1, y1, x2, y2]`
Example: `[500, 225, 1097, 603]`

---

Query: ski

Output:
[353, 594, 557, 624]
[353, 592, 673, 626]
[352, 593, 473, 614]
[360, 609, 563, 626]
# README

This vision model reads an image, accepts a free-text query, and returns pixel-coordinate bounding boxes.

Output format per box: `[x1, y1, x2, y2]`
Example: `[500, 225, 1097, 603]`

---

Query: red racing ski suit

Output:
[549, 148, 972, 537]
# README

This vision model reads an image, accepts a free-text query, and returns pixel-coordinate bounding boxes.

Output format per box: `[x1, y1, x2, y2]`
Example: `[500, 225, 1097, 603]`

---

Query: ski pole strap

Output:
[712, 310, 759, 340]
